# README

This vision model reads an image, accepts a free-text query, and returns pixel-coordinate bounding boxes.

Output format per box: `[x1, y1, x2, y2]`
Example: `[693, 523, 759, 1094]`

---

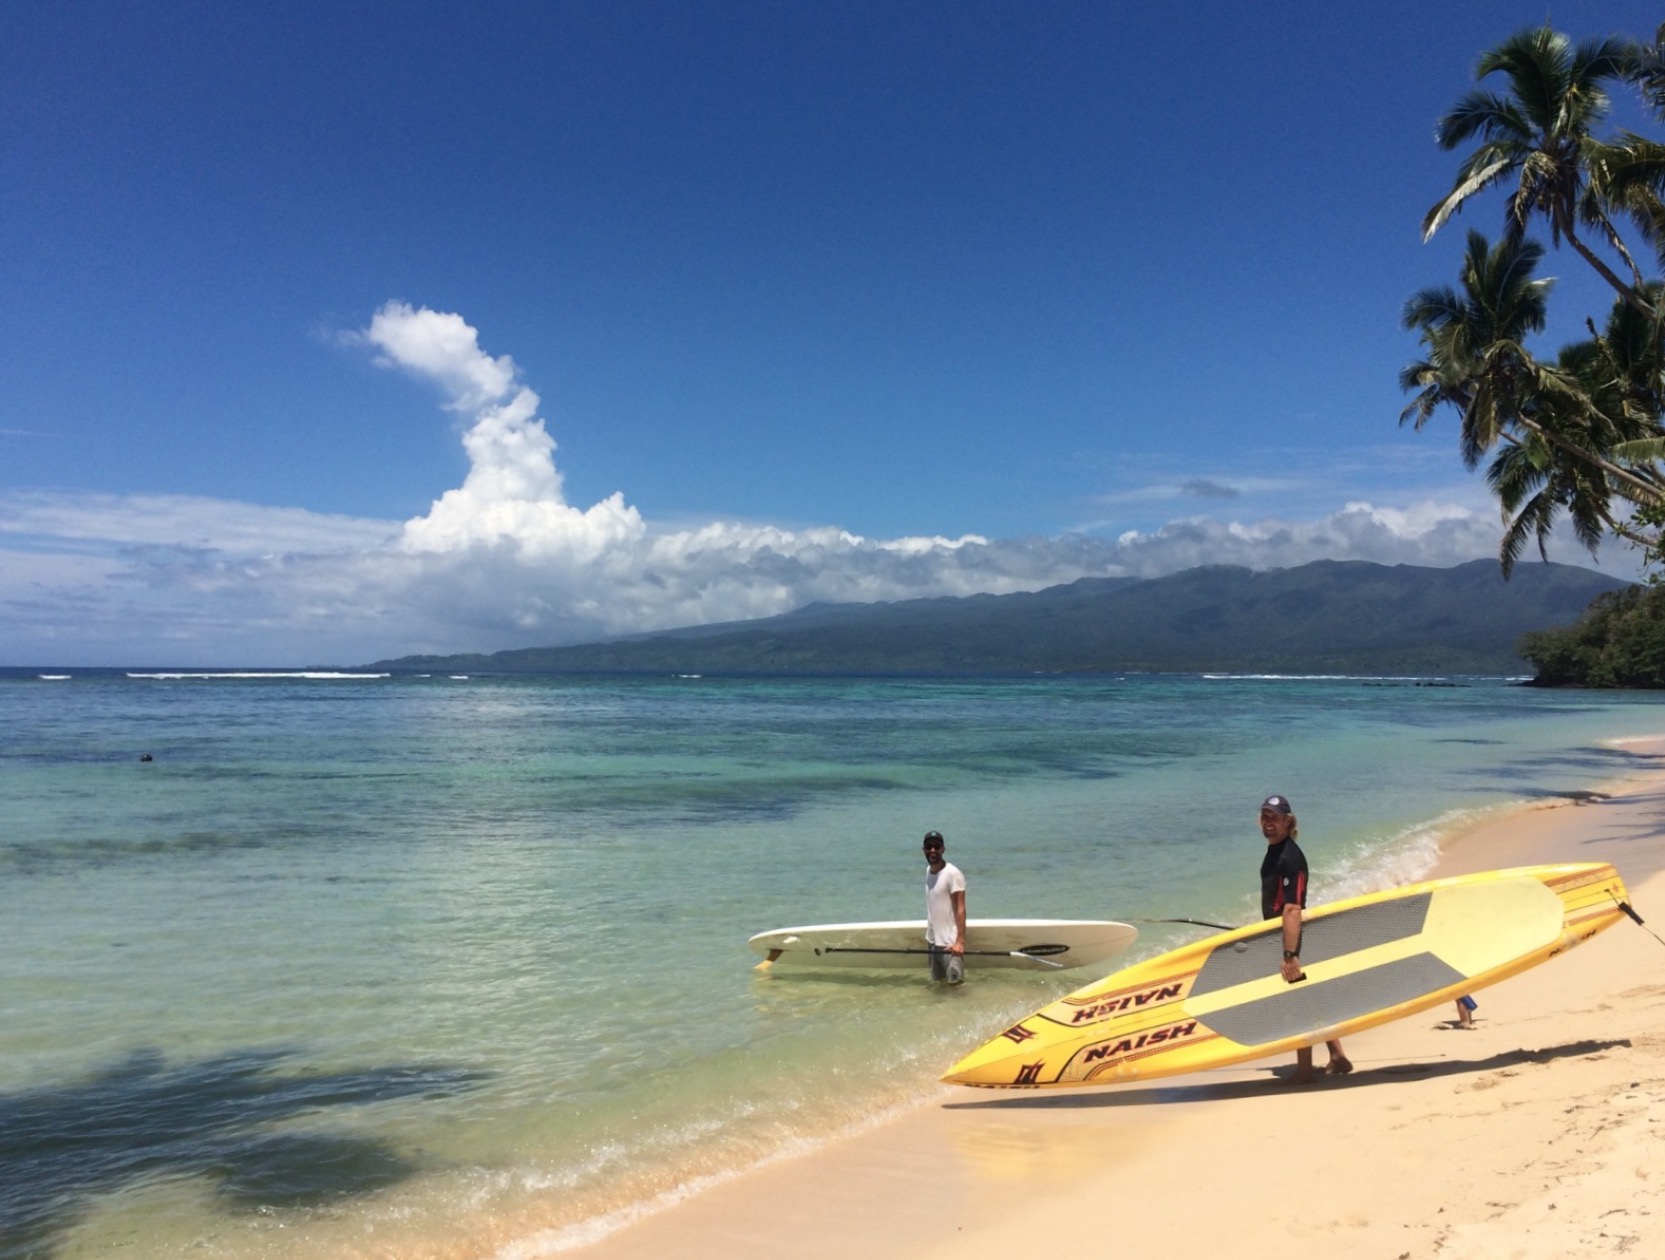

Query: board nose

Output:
[941, 1032, 1037, 1086]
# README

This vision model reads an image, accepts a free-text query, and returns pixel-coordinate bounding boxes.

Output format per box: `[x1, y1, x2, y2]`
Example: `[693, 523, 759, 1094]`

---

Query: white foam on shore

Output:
[125, 671, 391, 680]
[1200, 673, 1520, 683]
[1324, 802, 1519, 904]
[486, 1093, 938, 1259]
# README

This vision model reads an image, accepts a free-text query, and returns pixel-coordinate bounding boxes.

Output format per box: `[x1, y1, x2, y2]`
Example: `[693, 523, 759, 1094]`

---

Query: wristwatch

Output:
[1282, 949, 1299, 960]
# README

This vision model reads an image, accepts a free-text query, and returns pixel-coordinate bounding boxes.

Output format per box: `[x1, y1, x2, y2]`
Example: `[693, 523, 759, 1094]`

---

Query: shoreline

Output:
[562, 740, 1665, 1260]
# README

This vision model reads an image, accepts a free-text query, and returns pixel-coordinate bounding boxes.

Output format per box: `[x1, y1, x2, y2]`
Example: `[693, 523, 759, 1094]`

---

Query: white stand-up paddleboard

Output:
[748, 919, 1137, 972]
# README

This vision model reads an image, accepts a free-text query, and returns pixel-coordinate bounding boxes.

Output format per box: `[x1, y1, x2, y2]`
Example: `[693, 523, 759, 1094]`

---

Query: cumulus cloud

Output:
[1109, 502, 1513, 574]
[358, 302, 642, 560]
[0, 303, 1634, 666]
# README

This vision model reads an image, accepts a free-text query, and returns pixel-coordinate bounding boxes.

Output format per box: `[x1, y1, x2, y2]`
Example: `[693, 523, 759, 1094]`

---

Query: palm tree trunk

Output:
[1513, 413, 1665, 505]
[1565, 223, 1657, 318]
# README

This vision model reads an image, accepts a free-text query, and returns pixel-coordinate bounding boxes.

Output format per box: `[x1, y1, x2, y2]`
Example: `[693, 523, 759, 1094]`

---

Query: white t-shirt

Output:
[925, 861, 966, 947]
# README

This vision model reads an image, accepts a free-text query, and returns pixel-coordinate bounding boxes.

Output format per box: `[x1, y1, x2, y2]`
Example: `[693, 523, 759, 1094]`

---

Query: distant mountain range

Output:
[362, 559, 1632, 676]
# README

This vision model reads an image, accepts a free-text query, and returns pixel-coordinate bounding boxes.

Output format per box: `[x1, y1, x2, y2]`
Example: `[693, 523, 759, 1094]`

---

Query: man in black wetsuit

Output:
[1259, 794, 1351, 1084]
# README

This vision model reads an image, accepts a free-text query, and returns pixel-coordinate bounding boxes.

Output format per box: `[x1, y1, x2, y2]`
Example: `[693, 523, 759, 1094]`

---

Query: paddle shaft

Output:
[818, 946, 1066, 968]
[1140, 918, 1306, 979]
[1140, 916, 1238, 932]
[1619, 900, 1665, 950]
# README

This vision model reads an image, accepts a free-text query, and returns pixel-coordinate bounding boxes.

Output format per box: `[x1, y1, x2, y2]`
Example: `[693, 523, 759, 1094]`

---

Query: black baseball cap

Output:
[922, 830, 945, 846]
[1260, 795, 1293, 815]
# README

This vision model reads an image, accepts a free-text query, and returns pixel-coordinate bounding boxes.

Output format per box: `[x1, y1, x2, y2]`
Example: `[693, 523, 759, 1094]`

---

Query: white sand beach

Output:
[572, 749, 1665, 1260]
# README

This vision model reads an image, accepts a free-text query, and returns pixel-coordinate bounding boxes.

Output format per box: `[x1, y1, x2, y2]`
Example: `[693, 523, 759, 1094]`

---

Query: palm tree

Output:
[1552, 284, 1665, 556]
[1400, 230, 1557, 467]
[1423, 26, 1649, 315]
[1586, 29, 1665, 276]
[1562, 281, 1665, 430]
[1485, 431, 1610, 573]
[1587, 138, 1665, 274]
[1401, 230, 1665, 571]
[1626, 21, 1665, 115]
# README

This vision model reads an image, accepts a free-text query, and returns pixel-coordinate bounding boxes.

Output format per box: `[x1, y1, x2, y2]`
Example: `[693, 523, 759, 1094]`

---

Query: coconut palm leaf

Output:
[1425, 27, 1647, 309]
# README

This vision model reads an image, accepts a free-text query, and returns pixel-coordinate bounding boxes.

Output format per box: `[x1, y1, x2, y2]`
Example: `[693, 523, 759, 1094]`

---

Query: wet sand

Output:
[570, 750, 1665, 1260]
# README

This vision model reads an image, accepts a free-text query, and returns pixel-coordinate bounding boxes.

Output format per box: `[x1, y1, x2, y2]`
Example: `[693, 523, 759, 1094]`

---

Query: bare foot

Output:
[1325, 1056, 1353, 1076]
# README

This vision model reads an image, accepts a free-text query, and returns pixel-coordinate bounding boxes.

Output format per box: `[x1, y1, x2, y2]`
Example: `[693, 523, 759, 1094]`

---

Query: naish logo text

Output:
[1080, 1021, 1199, 1063]
[1070, 982, 1184, 1024]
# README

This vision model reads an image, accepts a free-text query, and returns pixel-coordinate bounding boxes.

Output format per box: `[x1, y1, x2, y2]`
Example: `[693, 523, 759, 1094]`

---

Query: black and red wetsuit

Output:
[1260, 836, 1309, 922]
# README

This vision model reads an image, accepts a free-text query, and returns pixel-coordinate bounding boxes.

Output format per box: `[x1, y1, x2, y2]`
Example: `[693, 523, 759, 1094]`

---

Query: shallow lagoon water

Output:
[2, 670, 1660, 1257]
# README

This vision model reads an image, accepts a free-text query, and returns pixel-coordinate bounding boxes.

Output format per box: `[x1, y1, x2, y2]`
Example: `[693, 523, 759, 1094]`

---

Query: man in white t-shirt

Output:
[923, 830, 967, 984]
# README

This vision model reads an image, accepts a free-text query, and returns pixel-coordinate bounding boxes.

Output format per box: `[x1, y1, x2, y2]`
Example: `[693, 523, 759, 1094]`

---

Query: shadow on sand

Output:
[1472, 741, 1665, 798]
[939, 1037, 1630, 1112]
[0, 1046, 490, 1260]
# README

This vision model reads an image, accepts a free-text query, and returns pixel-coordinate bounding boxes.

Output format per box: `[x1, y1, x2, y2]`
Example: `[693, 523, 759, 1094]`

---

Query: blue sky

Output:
[2, 0, 1661, 665]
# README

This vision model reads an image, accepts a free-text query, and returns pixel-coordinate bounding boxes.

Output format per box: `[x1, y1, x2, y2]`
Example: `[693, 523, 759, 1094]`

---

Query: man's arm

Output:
[950, 888, 967, 955]
[1280, 903, 1303, 982]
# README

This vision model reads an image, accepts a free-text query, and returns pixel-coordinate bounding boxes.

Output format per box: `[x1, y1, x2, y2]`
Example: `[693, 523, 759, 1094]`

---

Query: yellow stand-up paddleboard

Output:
[943, 862, 1633, 1088]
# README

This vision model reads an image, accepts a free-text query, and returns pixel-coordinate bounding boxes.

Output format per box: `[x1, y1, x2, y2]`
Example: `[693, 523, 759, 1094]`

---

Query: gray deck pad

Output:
[1198, 952, 1466, 1046]
[1191, 893, 1435, 997]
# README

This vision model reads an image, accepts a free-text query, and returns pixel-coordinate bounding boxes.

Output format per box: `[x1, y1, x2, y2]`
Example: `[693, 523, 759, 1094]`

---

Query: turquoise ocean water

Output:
[3, 669, 1662, 1258]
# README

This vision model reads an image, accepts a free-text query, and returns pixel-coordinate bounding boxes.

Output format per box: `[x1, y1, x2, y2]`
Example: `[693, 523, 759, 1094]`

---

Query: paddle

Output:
[1138, 916, 1238, 931]
[1618, 899, 1665, 949]
[815, 945, 1068, 968]
[1138, 917, 1308, 980]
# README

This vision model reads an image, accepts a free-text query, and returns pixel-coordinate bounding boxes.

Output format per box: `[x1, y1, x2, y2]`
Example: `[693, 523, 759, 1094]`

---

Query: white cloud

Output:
[1110, 502, 1496, 573]
[0, 303, 1636, 666]
[0, 489, 395, 556]
[361, 303, 519, 413]
[358, 301, 643, 559]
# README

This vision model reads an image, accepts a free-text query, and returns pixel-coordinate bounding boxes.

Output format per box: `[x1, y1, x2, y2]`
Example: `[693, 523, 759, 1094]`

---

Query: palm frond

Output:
[1423, 152, 1515, 240]
[1434, 91, 1530, 149]
[1612, 436, 1665, 463]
